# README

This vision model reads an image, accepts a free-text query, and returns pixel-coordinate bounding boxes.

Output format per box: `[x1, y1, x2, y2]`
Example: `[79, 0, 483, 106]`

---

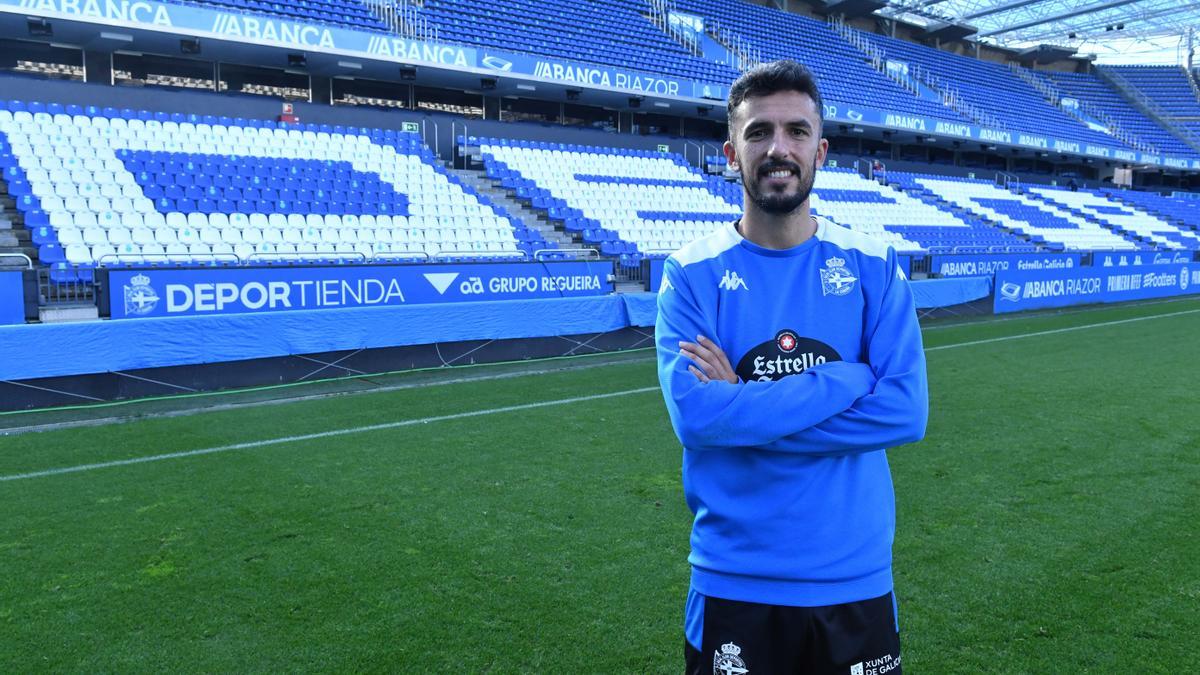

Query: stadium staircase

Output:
[826, 18, 963, 113]
[446, 167, 579, 251]
[828, 22, 1007, 130]
[1095, 67, 1200, 156]
[0, 178, 36, 271]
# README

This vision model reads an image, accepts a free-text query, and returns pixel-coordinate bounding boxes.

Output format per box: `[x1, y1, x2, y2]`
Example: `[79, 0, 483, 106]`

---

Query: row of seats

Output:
[479, 136, 740, 256]
[910, 176, 1139, 251]
[0, 100, 557, 269]
[1026, 186, 1200, 250]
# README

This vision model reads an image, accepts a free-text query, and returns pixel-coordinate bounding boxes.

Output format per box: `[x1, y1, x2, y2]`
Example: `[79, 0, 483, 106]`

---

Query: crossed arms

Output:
[655, 256, 928, 456]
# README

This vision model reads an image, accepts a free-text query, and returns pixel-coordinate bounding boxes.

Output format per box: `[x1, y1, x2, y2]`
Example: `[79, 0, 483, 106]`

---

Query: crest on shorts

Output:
[714, 641, 748, 675]
[819, 256, 857, 297]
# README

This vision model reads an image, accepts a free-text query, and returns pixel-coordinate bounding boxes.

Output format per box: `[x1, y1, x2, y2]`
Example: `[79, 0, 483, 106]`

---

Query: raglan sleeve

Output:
[759, 248, 928, 456]
[655, 256, 878, 451]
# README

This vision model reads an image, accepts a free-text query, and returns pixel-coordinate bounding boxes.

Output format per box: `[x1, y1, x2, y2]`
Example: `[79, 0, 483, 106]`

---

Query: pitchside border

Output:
[2, 304, 1197, 483]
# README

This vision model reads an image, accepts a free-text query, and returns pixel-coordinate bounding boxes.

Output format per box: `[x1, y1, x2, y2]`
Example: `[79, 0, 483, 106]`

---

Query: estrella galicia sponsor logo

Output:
[481, 55, 514, 71]
[734, 330, 841, 382]
[999, 281, 1022, 302]
[819, 256, 857, 296]
[714, 642, 748, 675]
[123, 272, 159, 316]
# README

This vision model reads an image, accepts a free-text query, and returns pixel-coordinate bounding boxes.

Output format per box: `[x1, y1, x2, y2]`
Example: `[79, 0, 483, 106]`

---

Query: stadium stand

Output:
[836, 169, 1037, 254]
[421, 0, 736, 84]
[0, 101, 559, 276]
[852, 30, 1121, 149]
[1099, 189, 1200, 231]
[166, 0, 391, 32]
[1033, 70, 1199, 159]
[673, 0, 968, 123]
[1025, 186, 1200, 250]
[902, 174, 1142, 251]
[1104, 66, 1200, 140]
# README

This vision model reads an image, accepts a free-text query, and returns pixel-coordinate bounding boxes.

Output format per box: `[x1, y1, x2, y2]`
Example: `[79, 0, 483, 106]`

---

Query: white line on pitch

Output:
[2, 305, 1197, 483]
[0, 387, 660, 483]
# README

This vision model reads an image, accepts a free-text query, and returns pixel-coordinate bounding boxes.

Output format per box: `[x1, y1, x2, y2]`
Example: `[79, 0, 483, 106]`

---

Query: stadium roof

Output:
[877, 0, 1200, 65]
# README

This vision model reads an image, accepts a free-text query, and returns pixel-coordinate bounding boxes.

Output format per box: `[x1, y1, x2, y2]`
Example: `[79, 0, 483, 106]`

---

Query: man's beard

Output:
[741, 158, 816, 215]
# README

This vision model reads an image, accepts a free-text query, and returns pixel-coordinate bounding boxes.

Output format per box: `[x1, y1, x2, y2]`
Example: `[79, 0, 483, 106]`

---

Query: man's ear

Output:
[814, 137, 828, 170]
[723, 139, 738, 170]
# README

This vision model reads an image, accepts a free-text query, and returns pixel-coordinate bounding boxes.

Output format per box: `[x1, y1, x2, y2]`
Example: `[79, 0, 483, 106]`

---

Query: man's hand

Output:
[679, 335, 739, 384]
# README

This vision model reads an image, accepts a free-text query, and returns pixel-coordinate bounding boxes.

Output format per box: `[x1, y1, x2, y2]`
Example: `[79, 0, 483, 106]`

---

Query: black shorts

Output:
[684, 592, 901, 675]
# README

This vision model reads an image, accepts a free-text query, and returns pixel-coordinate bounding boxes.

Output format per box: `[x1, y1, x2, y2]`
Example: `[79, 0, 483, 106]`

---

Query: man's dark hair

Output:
[726, 60, 824, 135]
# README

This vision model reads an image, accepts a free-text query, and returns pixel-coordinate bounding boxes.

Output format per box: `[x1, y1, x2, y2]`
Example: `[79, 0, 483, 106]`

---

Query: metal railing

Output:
[452, 119, 469, 170]
[361, 0, 439, 43]
[645, 0, 703, 56]
[36, 265, 94, 305]
[534, 247, 601, 261]
[707, 19, 762, 73]
[0, 253, 33, 269]
[421, 118, 440, 158]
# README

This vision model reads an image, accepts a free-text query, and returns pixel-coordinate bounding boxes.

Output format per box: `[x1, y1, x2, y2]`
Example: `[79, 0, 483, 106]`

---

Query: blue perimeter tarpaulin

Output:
[0, 279, 979, 381]
[910, 277, 992, 309]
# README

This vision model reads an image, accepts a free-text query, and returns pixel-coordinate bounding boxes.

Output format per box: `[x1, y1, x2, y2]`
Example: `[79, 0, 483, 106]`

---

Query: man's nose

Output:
[767, 132, 790, 159]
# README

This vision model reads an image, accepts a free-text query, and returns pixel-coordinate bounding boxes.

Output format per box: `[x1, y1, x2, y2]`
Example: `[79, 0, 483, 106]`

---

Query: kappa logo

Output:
[1181, 267, 1190, 291]
[123, 272, 159, 316]
[714, 642, 748, 675]
[819, 256, 857, 296]
[718, 269, 748, 291]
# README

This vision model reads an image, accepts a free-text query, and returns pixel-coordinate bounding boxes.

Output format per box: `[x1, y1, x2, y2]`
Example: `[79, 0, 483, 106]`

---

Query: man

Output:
[655, 60, 928, 674]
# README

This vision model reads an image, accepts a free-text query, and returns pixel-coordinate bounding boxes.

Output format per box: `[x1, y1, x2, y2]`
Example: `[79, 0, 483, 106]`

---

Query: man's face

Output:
[724, 90, 828, 215]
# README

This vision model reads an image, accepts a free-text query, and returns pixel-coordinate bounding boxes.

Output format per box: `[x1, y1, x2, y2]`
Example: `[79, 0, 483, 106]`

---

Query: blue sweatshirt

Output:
[656, 217, 928, 609]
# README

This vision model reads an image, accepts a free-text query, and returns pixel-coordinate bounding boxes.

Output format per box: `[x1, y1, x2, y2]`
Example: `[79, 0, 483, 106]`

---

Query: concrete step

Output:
[449, 167, 578, 248]
[39, 303, 99, 323]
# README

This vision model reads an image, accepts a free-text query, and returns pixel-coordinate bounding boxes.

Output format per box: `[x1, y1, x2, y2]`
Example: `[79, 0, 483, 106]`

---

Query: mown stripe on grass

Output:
[0, 386, 661, 483]
[925, 308, 1200, 352]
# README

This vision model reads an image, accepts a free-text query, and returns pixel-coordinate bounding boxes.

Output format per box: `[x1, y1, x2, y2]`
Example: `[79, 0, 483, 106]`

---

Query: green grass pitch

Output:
[1, 297, 1198, 672]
